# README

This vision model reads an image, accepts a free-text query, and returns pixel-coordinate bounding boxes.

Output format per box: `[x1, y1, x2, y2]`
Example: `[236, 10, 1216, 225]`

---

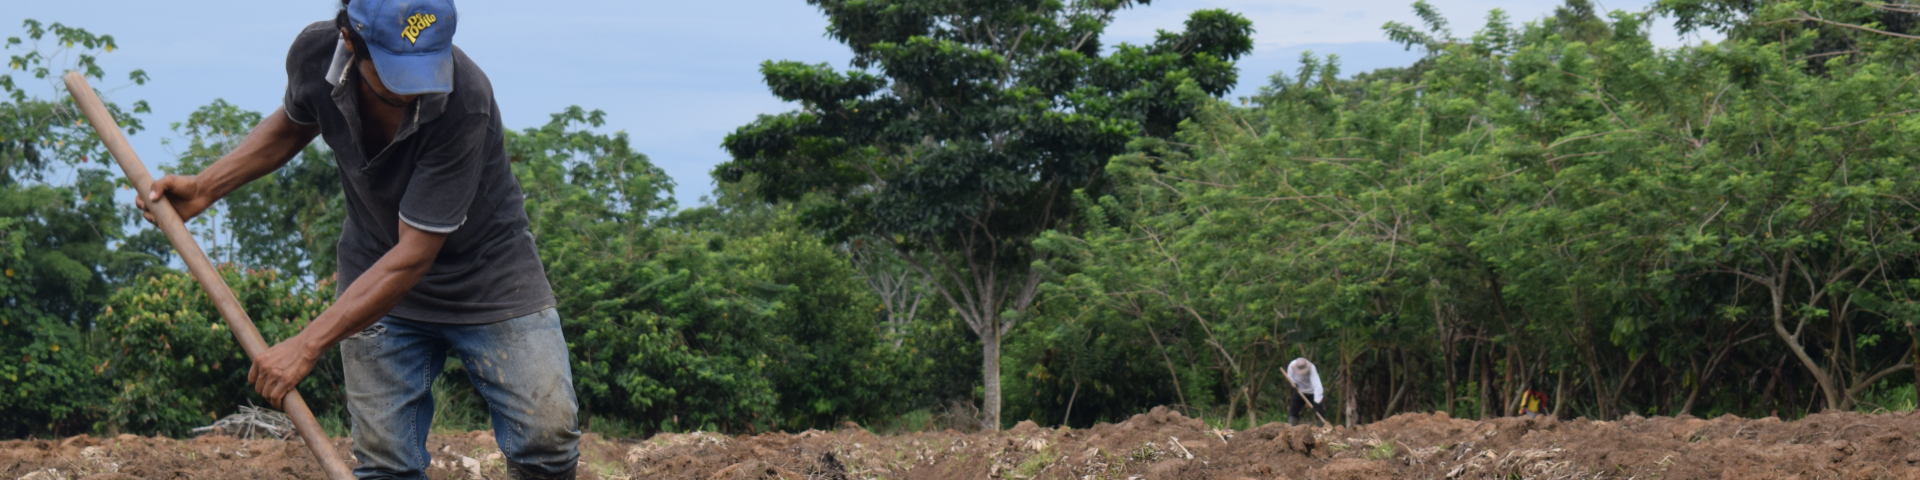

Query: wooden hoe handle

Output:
[64, 72, 356, 480]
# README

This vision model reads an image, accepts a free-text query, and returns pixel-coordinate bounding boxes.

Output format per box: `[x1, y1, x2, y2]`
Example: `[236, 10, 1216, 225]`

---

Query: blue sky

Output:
[9, 0, 1713, 206]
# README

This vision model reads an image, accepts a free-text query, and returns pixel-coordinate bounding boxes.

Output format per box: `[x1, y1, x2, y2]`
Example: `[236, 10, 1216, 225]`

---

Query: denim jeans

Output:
[340, 308, 580, 480]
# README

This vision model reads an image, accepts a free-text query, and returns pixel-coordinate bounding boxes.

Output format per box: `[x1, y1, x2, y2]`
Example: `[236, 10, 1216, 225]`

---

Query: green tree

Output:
[512, 107, 768, 432]
[722, 0, 1254, 428]
[727, 217, 913, 429]
[0, 19, 158, 437]
[518, 108, 912, 433]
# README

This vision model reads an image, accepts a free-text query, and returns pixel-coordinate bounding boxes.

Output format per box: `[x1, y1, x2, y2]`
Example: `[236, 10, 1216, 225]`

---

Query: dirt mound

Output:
[9, 407, 1920, 479]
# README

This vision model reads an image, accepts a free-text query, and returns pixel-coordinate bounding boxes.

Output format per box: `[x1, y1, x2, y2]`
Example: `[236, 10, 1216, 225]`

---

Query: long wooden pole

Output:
[64, 72, 355, 480]
[1293, 385, 1331, 427]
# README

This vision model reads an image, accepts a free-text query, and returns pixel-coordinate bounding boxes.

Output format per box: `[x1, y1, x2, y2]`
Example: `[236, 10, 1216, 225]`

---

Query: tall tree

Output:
[721, 0, 1252, 428]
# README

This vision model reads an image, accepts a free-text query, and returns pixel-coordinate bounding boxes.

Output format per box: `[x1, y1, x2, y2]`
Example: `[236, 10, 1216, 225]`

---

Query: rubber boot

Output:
[1287, 414, 1299, 426]
[507, 463, 576, 480]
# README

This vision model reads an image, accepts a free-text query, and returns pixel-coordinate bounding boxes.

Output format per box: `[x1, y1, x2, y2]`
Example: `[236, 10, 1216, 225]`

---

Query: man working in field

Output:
[135, 0, 578, 478]
[1287, 357, 1325, 426]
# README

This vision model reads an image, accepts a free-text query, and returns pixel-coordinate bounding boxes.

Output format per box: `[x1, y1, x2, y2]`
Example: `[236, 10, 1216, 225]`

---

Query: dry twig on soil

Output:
[191, 405, 296, 440]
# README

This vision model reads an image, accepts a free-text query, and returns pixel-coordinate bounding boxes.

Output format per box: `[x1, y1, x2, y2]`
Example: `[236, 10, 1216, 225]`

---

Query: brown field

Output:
[8, 407, 1920, 479]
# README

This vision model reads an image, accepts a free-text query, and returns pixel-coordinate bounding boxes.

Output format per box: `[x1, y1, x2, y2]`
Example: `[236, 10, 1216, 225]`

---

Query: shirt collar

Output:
[324, 39, 351, 87]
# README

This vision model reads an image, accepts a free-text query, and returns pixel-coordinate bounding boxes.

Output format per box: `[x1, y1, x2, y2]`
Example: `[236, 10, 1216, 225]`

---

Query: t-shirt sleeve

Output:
[1310, 367, 1324, 403]
[398, 112, 488, 233]
[282, 27, 325, 125]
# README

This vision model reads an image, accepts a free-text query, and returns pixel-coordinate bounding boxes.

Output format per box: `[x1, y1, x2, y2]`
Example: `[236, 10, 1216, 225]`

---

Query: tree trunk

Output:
[1441, 331, 1456, 416]
[982, 326, 1002, 430]
[1764, 277, 1842, 411]
[1463, 339, 1480, 418]
[1500, 347, 1515, 417]
[1343, 353, 1357, 427]
[1551, 369, 1566, 419]
[1433, 291, 1456, 416]
[1609, 353, 1646, 417]
[1145, 324, 1189, 410]
[1384, 349, 1408, 416]
[1479, 346, 1493, 420]
[1680, 357, 1703, 417]
[904, 250, 1040, 432]
[1243, 386, 1259, 427]
[1062, 381, 1080, 427]
[1758, 355, 1784, 415]
[1576, 321, 1611, 419]
[1909, 322, 1919, 407]
[1225, 386, 1240, 429]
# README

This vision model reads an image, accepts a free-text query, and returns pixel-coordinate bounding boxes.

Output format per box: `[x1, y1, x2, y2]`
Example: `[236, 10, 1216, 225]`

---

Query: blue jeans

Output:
[340, 308, 580, 480]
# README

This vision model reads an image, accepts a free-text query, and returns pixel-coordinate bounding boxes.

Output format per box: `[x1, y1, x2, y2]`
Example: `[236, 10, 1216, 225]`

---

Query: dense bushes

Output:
[511, 108, 924, 433]
[1004, 0, 1920, 427]
[95, 268, 341, 436]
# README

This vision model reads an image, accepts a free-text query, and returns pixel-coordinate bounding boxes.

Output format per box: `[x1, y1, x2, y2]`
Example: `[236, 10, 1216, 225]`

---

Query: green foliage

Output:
[513, 107, 763, 433]
[0, 50, 342, 436]
[1365, 441, 1397, 461]
[6, 101, 929, 439]
[516, 108, 915, 433]
[722, 0, 1255, 428]
[1016, 0, 1920, 428]
[95, 268, 342, 437]
[1856, 380, 1917, 413]
[165, 100, 343, 280]
[2, 15, 944, 439]
[3, 19, 149, 103]
[729, 225, 916, 429]
[0, 223, 113, 435]
[0, 19, 158, 324]
[0, 19, 159, 438]
[29, 0, 1920, 441]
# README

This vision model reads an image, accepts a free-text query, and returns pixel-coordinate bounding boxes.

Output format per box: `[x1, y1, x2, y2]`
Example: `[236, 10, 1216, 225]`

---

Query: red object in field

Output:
[1522, 389, 1549, 415]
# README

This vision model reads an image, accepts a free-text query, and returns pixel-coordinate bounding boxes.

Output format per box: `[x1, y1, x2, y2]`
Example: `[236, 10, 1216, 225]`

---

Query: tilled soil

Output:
[8, 407, 1920, 479]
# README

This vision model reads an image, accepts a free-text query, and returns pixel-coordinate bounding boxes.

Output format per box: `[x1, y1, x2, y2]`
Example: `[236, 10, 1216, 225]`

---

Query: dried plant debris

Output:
[191, 405, 296, 440]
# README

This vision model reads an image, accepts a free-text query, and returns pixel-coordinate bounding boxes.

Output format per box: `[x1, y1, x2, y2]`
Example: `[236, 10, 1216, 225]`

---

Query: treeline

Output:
[1005, 0, 1920, 426]
[7, 0, 1920, 438]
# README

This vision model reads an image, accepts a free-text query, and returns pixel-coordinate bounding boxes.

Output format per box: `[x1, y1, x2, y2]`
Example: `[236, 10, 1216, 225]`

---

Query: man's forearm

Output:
[196, 108, 319, 198]
[245, 189, 446, 408]
[290, 224, 447, 352]
[293, 258, 427, 351]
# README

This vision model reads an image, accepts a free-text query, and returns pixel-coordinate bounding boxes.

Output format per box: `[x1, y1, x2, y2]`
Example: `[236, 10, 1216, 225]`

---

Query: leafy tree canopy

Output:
[721, 0, 1254, 429]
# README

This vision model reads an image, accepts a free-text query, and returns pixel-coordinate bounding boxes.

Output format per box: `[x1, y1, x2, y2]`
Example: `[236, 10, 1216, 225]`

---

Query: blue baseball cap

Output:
[347, 0, 458, 95]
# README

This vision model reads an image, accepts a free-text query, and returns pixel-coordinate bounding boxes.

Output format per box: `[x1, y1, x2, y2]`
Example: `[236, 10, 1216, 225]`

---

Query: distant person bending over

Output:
[136, 0, 577, 478]
[1288, 358, 1325, 426]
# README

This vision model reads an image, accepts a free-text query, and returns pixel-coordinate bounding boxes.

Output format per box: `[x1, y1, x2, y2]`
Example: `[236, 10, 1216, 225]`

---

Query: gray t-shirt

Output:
[281, 21, 554, 324]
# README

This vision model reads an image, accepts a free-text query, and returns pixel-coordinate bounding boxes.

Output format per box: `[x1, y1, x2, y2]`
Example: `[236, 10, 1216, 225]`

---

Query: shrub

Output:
[95, 267, 340, 436]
